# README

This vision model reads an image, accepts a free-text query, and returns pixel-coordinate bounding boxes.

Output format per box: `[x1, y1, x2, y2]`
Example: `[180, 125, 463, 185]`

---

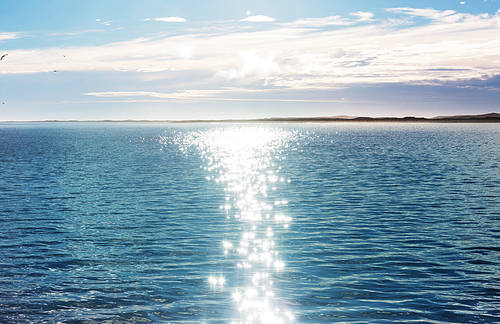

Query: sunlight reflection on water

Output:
[181, 126, 296, 323]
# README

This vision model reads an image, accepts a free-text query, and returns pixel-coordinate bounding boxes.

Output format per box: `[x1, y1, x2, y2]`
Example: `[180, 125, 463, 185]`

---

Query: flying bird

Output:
[0, 54, 7, 61]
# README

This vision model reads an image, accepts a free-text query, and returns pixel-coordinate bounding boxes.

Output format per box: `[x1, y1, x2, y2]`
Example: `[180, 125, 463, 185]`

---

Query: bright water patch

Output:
[0, 122, 499, 323]
[175, 127, 296, 323]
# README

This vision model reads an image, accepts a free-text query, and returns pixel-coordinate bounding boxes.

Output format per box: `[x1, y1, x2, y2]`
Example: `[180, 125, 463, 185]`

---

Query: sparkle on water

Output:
[181, 127, 295, 323]
[2, 123, 499, 323]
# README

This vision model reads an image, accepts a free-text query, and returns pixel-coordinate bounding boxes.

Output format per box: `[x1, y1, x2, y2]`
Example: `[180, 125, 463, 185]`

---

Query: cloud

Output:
[151, 17, 187, 23]
[2, 8, 500, 99]
[282, 11, 374, 28]
[84, 88, 266, 101]
[0, 32, 22, 41]
[281, 15, 353, 27]
[241, 15, 276, 22]
[218, 51, 279, 79]
[85, 90, 217, 100]
[387, 7, 495, 24]
[83, 89, 350, 103]
[351, 11, 375, 22]
[386, 7, 465, 23]
[387, 7, 456, 19]
[95, 19, 112, 26]
[49, 28, 124, 37]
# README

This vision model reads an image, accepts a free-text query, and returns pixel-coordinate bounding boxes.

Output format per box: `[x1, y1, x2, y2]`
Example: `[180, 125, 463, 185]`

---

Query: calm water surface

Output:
[0, 122, 499, 323]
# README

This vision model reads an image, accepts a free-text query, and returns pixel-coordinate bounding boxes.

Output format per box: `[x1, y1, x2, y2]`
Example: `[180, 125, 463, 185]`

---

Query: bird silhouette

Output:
[0, 54, 7, 61]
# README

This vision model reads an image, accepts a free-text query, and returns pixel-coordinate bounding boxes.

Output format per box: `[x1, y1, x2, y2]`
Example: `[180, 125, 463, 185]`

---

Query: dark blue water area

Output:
[0, 122, 499, 323]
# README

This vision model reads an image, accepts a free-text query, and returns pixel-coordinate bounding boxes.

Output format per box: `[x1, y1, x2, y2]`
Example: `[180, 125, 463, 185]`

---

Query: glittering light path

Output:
[181, 126, 295, 323]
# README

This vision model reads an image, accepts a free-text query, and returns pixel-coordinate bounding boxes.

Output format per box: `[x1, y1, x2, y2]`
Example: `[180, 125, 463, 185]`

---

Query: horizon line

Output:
[1, 112, 499, 123]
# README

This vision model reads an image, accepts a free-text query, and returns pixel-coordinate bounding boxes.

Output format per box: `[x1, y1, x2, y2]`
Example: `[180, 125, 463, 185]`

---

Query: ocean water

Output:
[0, 122, 499, 323]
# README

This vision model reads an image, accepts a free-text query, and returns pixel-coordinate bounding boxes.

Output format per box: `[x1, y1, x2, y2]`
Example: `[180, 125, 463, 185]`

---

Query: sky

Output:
[0, 0, 499, 120]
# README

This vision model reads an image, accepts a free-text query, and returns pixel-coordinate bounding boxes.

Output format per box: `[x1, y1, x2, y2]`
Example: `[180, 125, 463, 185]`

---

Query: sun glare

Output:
[180, 126, 296, 323]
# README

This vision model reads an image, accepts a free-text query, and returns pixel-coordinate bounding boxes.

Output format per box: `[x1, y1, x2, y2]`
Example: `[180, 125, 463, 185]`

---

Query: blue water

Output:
[0, 122, 499, 323]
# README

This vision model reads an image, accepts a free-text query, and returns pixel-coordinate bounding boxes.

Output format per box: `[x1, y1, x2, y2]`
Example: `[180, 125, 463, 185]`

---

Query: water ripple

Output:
[0, 122, 499, 322]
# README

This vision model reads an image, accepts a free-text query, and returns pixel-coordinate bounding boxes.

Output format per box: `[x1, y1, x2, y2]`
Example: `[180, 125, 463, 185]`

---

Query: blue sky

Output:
[1, 0, 499, 120]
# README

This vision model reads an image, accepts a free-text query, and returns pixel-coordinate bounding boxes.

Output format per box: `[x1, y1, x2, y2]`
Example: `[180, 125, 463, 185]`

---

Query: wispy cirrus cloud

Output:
[84, 89, 255, 100]
[48, 27, 124, 37]
[386, 7, 458, 20]
[2, 8, 500, 100]
[83, 89, 352, 103]
[0, 32, 23, 41]
[280, 15, 353, 27]
[350, 11, 375, 22]
[281, 11, 375, 28]
[241, 15, 276, 22]
[147, 16, 187, 23]
[95, 18, 113, 26]
[385, 7, 494, 24]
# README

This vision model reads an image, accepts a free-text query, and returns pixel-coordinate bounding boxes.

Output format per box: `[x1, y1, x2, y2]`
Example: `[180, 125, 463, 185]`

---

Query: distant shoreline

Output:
[1, 113, 499, 123]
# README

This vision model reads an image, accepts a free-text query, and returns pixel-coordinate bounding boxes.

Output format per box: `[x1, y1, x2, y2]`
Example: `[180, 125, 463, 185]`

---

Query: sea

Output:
[0, 122, 499, 323]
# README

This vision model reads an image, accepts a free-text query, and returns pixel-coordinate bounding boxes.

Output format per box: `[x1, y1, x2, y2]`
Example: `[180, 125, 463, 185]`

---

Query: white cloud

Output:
[282, 12, 375, 28]
[84, 88, 265, 101]
[0, 32, 22, 41]
[387, 7, 458, 21]
[281, 15, 353, 27]
[152, 17, 187, 23]
[95, 19, 112, 26]
[387, 7, 495, 24]
[351, 11, 375, 21]
[177, 45, 193, 59]
[2, 8, 500, 98]
[218, 51, 279, 79]
[49, 28, 124, 37]
[86, 90, 215, 99]
[241, 15, 276, 22]
[83, 89, 349, 103]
